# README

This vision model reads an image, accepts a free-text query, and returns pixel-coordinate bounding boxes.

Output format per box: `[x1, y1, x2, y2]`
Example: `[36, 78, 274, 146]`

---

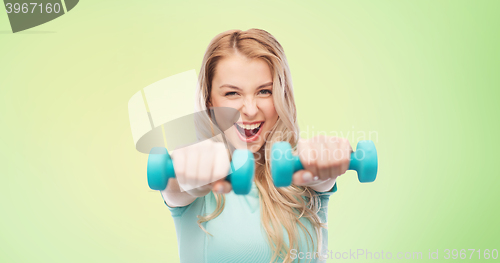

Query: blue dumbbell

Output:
[271, 140, 378, 190]
[147, 147, 255, 195]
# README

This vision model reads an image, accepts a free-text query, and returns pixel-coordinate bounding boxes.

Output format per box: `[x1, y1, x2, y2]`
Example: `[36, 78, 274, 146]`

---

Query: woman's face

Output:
[210, 53, 279, 153]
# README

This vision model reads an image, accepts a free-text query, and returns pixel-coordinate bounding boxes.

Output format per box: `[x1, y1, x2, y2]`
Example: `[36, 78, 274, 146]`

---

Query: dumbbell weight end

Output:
[147, 147, 176, 191]
[226, 149, 255, 195]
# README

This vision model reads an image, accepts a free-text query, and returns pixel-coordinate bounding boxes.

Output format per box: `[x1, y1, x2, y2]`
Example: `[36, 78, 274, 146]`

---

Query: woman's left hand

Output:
[292, 136, 353, 190]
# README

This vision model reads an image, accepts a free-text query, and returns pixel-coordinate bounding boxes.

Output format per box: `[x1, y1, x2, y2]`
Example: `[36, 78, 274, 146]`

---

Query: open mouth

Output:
[234, 122, 264, 142]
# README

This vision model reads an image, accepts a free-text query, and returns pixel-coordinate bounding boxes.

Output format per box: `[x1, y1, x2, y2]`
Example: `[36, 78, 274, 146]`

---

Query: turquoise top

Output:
[162, 182, 335, 263]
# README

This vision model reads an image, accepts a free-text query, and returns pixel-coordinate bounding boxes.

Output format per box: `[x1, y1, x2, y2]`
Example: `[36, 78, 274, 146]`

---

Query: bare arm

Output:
[161, 178, 199, 208]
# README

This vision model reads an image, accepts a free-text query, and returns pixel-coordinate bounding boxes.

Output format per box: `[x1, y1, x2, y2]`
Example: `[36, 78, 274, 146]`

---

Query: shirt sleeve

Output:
[314, 182, 338, 198]
[313, 182, 336, 230]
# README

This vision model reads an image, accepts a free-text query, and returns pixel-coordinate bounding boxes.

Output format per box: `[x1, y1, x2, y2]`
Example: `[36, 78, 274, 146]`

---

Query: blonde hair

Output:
[195, 29, 326, 263]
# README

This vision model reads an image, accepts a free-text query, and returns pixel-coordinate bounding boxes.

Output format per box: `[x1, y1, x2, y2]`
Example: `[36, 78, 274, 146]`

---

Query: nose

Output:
[241, 97, 258, 119]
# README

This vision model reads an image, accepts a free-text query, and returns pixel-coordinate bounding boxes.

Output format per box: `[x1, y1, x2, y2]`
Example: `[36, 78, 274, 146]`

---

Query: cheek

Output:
[210, 96, 221, 107]
[261, 99, 278, 122]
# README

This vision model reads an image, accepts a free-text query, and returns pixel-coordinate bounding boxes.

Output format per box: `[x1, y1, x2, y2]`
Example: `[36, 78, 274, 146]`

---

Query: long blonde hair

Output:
[195, 29, 326, 263]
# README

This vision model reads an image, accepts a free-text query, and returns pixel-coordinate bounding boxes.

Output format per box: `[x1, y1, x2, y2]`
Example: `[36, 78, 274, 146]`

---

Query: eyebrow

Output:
[219, 82, 273, 90]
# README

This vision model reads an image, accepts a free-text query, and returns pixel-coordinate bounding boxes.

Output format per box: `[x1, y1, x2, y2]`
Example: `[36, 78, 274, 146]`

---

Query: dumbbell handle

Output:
[292, 151, 361, 174]
[147, 147, 254, 195]
[290, 151, 367, 193]
[148, 149, 231, 190]
[271, 140, 377, 188]
[292, 141, 377, 183]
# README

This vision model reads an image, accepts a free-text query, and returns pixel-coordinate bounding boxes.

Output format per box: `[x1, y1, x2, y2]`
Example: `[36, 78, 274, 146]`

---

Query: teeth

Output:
[236, 122, 262, 130]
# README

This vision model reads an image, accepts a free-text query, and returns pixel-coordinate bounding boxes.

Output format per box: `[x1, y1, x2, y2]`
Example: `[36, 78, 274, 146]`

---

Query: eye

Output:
[225, 92, 238, 96]
[259, 89, 272, 95]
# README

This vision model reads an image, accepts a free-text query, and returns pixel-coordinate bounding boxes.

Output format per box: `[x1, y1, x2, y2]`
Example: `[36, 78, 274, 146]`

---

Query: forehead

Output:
[212, 54, 272, 88]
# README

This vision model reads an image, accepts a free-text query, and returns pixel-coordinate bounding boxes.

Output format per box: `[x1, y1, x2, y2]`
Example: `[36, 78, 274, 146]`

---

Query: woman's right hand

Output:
[171, 139, 233, 197]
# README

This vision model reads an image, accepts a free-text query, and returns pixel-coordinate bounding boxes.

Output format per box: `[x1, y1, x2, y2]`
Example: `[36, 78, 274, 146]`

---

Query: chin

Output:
[247, 142, 265, 153]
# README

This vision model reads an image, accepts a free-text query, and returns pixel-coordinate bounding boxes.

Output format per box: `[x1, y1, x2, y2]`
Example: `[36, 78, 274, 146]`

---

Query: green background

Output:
[1, 0, 499, 262]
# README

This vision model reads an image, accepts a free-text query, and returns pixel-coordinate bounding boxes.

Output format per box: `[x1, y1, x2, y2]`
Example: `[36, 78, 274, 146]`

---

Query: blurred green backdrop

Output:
[1, 0, 499, 262]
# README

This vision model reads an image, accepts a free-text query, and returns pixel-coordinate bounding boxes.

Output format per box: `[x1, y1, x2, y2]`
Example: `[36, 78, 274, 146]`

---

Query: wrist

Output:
[308, 177, 337, 192]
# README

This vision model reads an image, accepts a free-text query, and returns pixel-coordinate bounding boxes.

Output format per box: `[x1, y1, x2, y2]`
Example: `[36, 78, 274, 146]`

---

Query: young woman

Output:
[161, 28, 352, 263]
